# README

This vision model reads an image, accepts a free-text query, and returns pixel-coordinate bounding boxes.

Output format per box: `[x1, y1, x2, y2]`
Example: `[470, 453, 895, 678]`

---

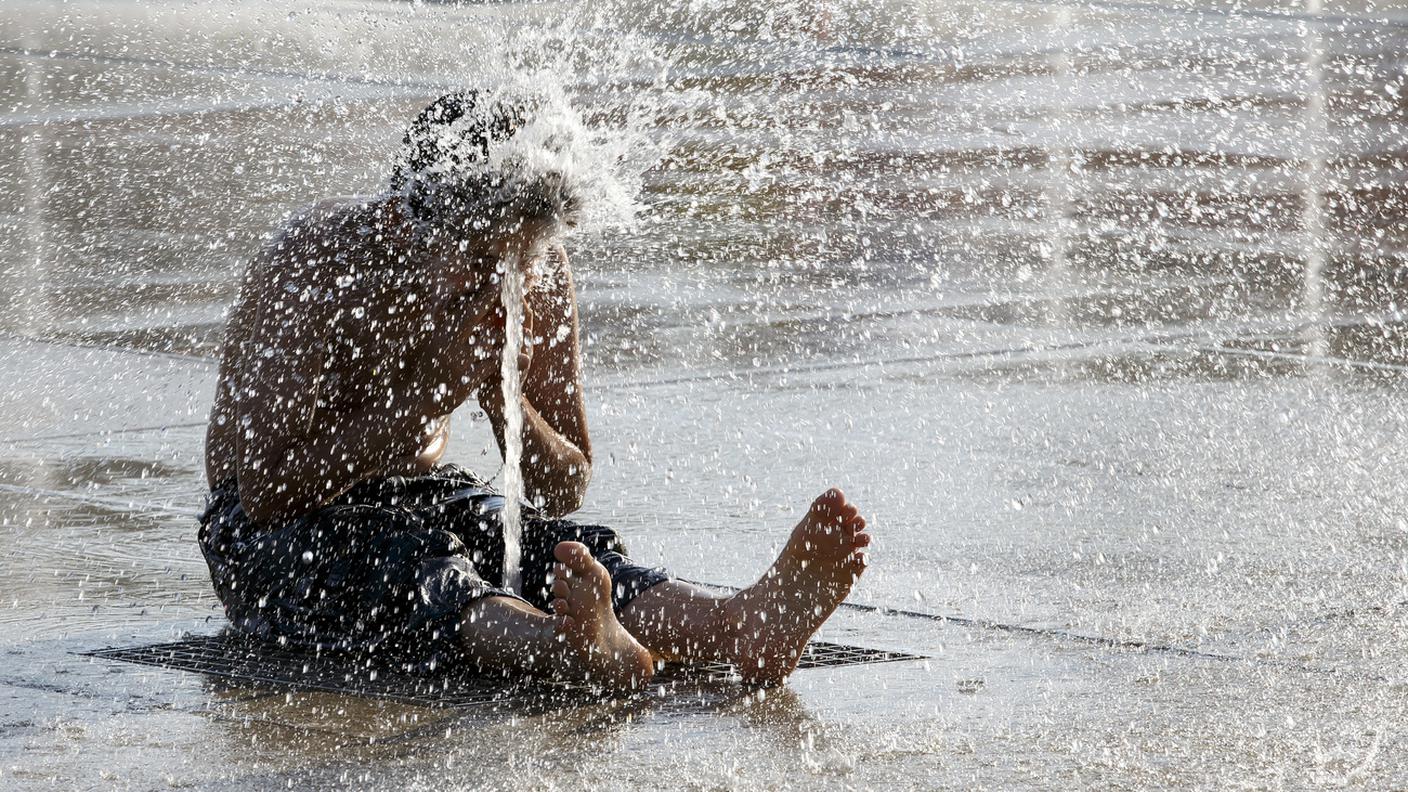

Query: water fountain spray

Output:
[406, 74, 657, 595]
[498, 255, 527, 595]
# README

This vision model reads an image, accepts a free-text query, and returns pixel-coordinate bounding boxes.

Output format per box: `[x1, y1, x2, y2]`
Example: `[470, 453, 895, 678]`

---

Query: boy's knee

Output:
[562, 522, 629, 557]
[536, 519, 625, 556]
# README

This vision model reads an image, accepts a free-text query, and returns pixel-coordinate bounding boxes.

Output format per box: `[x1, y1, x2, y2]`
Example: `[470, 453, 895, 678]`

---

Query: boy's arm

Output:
[523, 246, 592, 464]
[479, 246, 593, 516]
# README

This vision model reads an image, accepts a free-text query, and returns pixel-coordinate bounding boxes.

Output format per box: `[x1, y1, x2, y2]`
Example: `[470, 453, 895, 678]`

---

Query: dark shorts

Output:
[197, 465, 669, 671]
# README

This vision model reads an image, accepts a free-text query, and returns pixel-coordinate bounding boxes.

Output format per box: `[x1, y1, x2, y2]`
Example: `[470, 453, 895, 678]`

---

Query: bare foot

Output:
[550, 541, 655, 689]
[721, 488, 870, 684]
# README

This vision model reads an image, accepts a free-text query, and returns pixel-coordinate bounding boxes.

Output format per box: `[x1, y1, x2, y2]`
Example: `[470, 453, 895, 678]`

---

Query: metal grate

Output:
[85, 634, 519, 709]
[82, 635, 925, 709]
[684, 641, 927, 676]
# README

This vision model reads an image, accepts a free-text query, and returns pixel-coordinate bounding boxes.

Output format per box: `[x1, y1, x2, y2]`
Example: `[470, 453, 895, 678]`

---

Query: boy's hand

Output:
[472, 297, 535, 402]
[424, 253, 543, 413]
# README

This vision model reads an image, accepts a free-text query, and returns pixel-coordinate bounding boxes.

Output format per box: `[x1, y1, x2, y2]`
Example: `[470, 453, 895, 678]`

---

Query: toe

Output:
[553, 541, 575, 564]
[554, 541, 592, 568]
[552, 578, 570, 599]
[853, 532, 872, 548]
[813, 488, 845, 514]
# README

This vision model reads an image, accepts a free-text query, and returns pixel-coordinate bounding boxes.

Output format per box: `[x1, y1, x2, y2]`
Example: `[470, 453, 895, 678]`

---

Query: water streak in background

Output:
[1300, 0, 1331, 364]
[1043, 5, 1076, 336]
[18, 22, 49, 335]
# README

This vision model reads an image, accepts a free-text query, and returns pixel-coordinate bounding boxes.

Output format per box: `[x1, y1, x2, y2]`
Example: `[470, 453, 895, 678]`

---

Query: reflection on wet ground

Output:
[3, 0, 1408, 787]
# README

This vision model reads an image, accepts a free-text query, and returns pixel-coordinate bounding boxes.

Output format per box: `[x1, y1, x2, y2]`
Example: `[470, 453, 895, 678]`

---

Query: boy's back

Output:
[205, 196, 505, 522]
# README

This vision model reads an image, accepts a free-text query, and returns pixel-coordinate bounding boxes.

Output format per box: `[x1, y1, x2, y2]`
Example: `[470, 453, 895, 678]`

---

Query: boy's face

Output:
[459, 205, 556, 258]
[435, 211, 556, 296]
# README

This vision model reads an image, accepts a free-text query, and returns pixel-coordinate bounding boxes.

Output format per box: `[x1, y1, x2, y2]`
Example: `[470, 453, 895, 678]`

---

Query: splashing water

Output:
[8, 0, 1408, 785]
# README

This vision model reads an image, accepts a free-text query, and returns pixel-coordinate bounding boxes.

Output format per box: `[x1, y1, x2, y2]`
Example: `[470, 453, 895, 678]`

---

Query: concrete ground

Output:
[3, 0, 1408, 789]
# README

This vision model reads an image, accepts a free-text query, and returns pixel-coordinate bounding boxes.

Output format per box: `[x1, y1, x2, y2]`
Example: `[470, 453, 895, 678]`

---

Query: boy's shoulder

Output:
[276, 196, 384, 246]
[254, 195, 410, 283]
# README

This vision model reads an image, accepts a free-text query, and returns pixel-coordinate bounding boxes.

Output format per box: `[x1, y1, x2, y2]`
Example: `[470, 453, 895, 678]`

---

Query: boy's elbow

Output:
[236, 479, 279, 525]
[236, 466, 300, 526]
[568, 461, 592, 512]
[537, 465, 591, 517]
[539, 487, 585, 518]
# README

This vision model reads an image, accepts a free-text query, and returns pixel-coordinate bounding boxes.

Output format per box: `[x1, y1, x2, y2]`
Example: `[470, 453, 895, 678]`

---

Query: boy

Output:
[200, 92, 871, 688]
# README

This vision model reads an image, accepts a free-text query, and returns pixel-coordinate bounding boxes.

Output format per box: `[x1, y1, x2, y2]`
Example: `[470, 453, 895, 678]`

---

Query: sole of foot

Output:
[550, 541, 655, 689]
[723, 487, 871, 685]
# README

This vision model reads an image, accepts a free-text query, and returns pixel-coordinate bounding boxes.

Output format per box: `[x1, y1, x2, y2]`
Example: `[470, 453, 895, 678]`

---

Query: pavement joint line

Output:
[0, 329, 217, 367]
[598, 340, 1103, 390]
[675, 578, 1385, 682]
[595, 331, 1408, 392]
[0, 44, 467, 100]
[0, 46, 451, 92]
[0, 482, 197, 521]
[1, 96, 344, 130]
[0, 421, 206, 446]
[1188, 344, 1408, 374]
[0, 83, 437, 129]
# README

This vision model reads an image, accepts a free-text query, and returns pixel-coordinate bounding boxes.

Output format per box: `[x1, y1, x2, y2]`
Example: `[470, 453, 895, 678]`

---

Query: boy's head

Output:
[392, 91, 580, 250]
[391, 91, 524, 192]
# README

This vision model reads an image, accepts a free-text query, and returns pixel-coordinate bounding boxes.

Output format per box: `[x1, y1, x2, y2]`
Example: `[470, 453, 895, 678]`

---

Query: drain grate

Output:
[86, 635, 515, 709]
[685, 641, 926, 676]
[82, 635, 925, 709]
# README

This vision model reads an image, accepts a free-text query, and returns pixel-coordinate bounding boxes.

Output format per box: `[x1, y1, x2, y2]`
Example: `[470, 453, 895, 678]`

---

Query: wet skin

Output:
[204, 195, 592, 524]
[205, 194, 872, 688]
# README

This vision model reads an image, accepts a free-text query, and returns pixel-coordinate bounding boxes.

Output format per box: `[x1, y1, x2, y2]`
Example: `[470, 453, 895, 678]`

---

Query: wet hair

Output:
[394, 90, 526, 225]
[392, 90, 582, 235]
[391, 91, 526, 191]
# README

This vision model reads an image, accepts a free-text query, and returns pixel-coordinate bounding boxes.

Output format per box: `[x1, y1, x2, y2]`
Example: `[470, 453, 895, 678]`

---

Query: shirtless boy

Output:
[200, 91, 871, 688]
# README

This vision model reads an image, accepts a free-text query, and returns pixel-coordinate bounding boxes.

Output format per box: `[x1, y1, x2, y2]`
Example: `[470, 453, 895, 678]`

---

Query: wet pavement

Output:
[3, 0, 1408, 788]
